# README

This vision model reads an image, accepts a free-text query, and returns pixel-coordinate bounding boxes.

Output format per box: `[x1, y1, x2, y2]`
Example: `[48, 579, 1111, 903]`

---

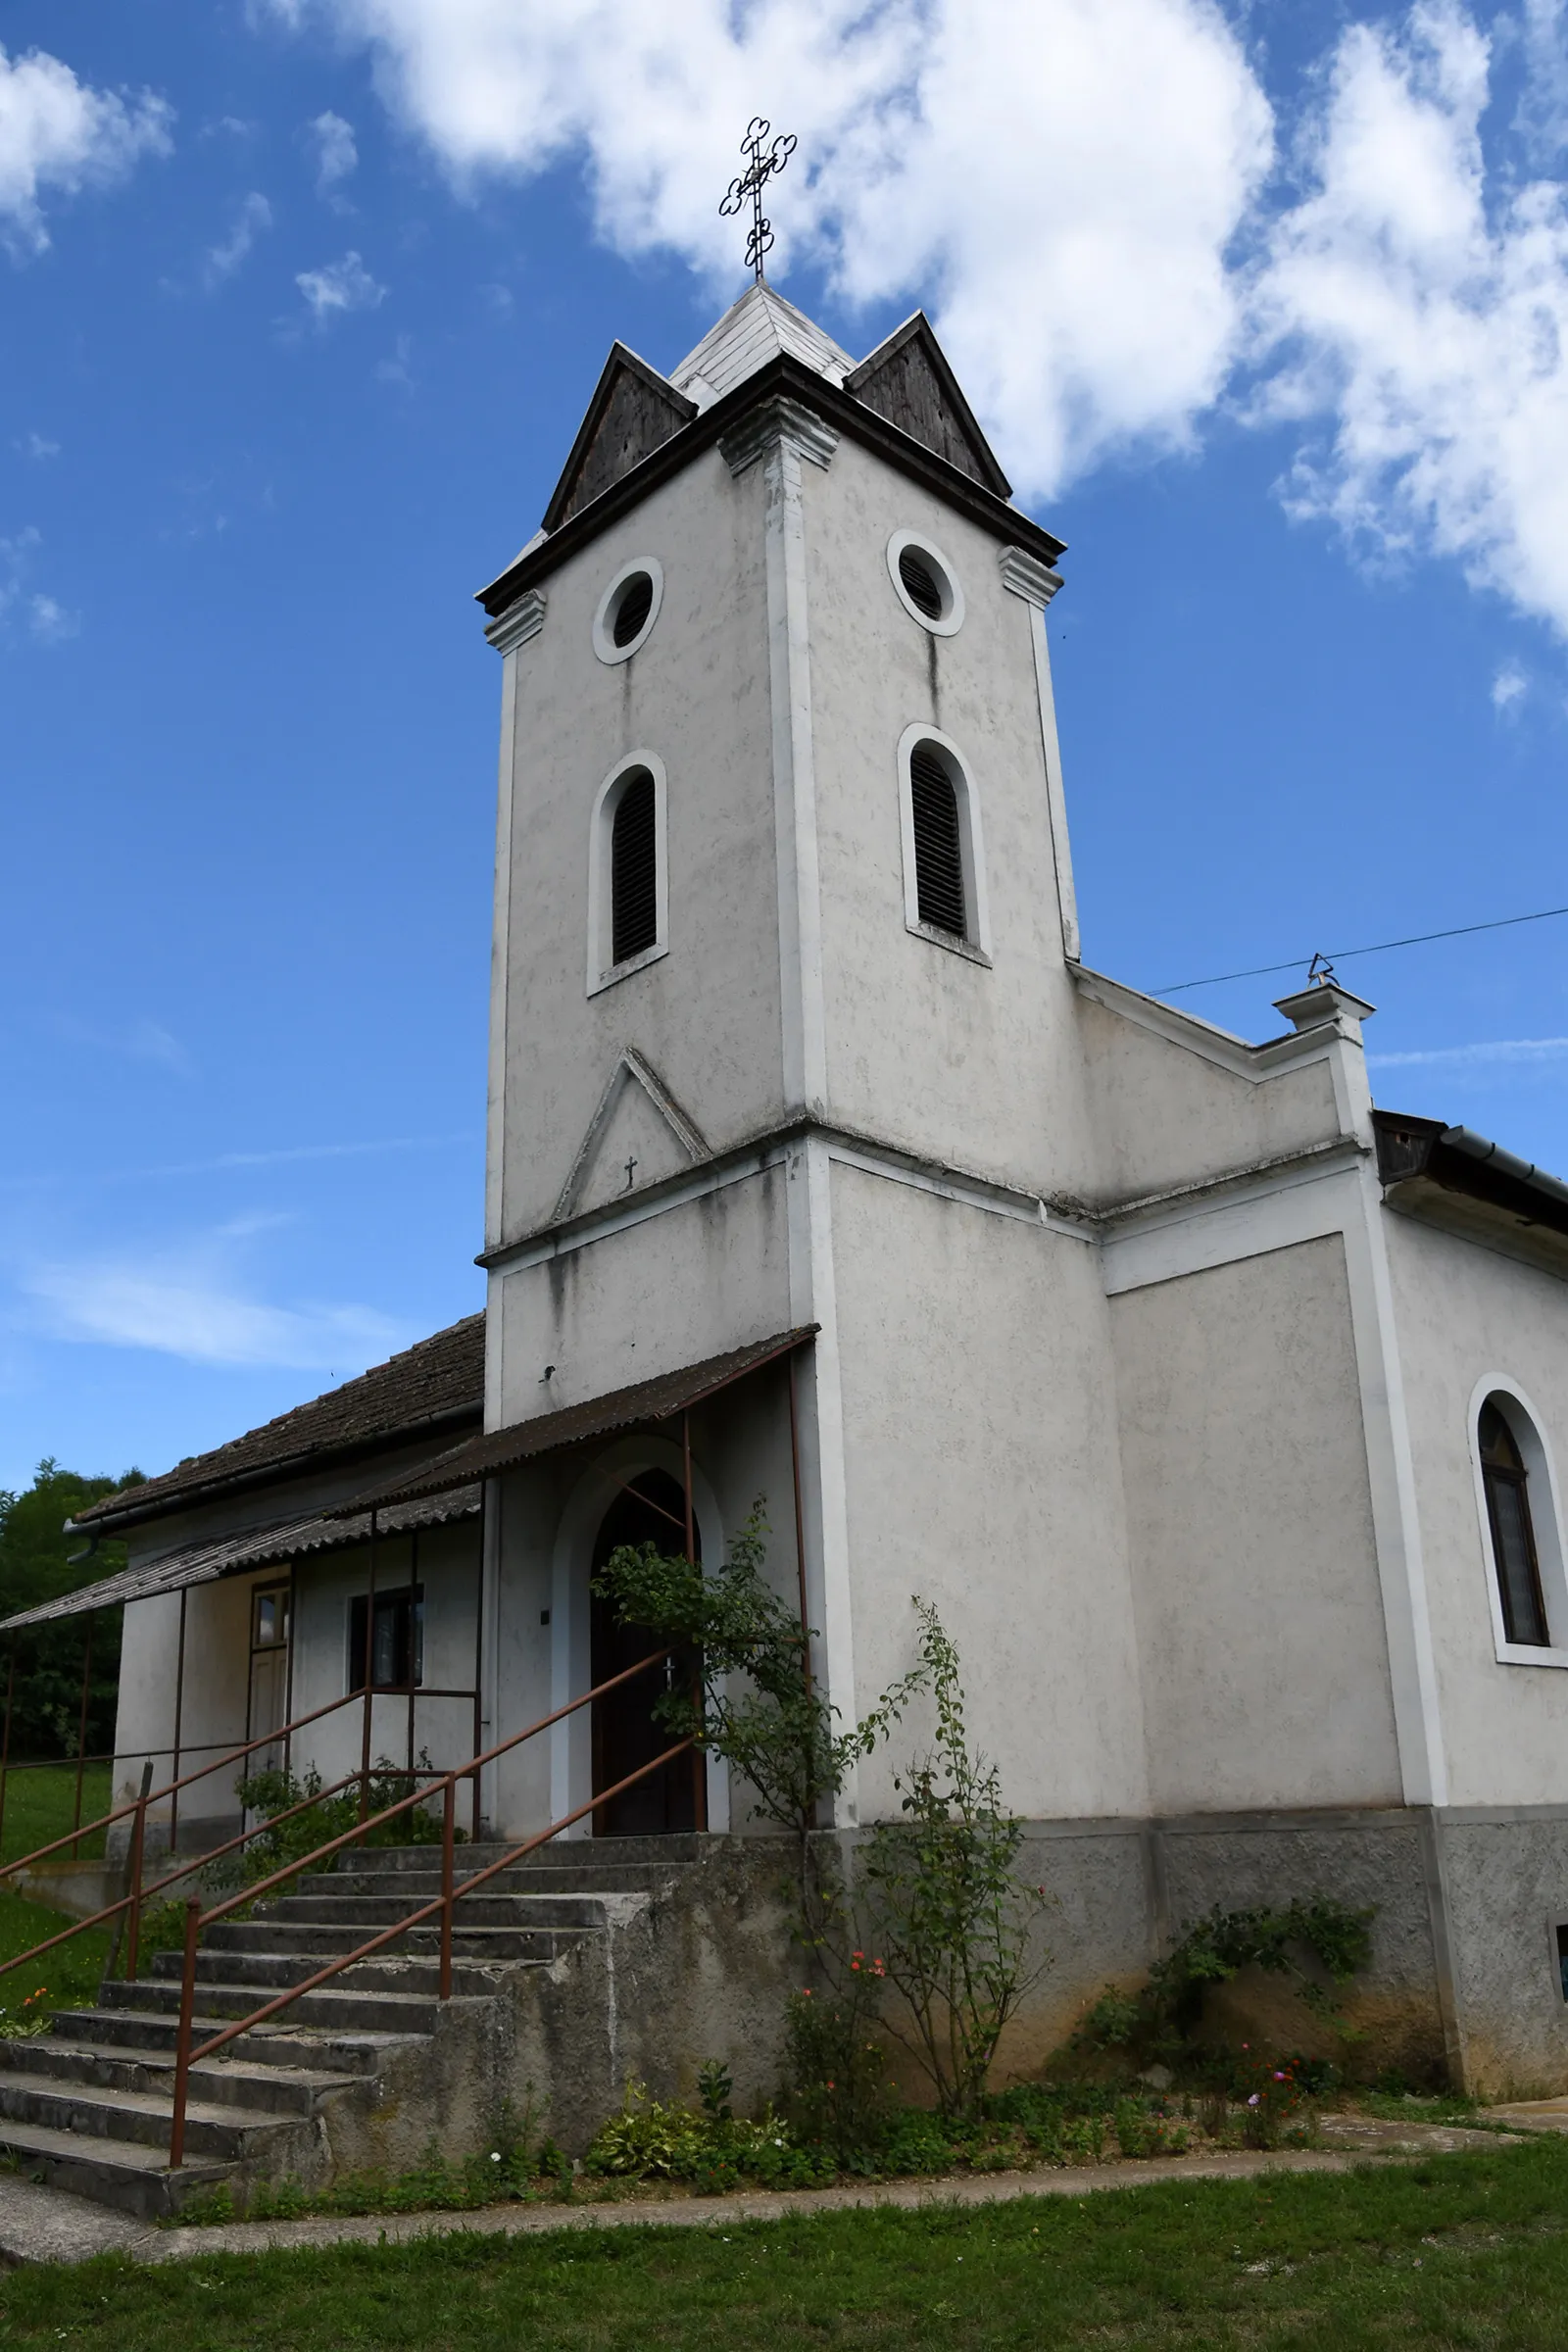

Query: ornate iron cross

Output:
[720, 117, 797, 282]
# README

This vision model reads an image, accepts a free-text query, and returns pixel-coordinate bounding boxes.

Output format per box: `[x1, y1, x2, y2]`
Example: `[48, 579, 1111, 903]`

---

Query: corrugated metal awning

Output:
[0, 1486, 481, 1634]
[331, 1326, 820, 1517]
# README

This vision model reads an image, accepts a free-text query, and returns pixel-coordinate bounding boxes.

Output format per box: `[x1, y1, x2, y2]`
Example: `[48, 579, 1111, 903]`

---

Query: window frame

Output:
[886, 529, 964, 637]
[347, 1583, 425, 1695]
[896, 723, 992, 963]
[592, 557, 663, 665]
[1467, 1377, 1568, 1668]
[586, 750, 669, 997]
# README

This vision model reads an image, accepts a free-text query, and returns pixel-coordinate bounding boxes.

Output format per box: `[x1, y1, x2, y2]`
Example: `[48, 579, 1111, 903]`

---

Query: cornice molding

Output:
[483, 589, 547, 655]
[474, 353, 1066, 617]
[718, 396, 839, 477]
[998, 545, 1063, 607]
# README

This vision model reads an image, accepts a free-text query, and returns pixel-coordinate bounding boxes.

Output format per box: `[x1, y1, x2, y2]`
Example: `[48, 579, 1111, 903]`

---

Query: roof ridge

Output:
[71, 1311, 485, 1531]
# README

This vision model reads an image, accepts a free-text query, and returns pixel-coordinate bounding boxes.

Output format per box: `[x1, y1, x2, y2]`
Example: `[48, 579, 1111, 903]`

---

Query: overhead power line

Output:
[1157, 902, 1568, 997]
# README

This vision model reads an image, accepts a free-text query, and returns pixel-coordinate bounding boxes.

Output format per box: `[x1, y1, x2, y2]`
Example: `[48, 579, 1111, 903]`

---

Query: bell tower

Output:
[476, 274, 1147, 1833]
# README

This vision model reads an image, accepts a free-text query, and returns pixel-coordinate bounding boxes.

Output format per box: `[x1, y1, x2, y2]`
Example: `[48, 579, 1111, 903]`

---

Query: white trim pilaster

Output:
[1000, 545, 1078, 961]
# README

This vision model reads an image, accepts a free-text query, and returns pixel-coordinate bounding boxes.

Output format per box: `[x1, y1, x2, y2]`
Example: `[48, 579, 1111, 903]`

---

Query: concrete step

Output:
[0, 2034, 360, 2119]
[303, 1862, 681, 1899]
[264, 1890, 613, 1927]
[102, 1974, 492, 2035]
[0, 2116, 230, 2221]
[333, 1832, 703, 1876]
[146, 1946, 527, 1998]
[0, 2069, 290, 2163]
[50, 2005, 395, 2075]
[205, 1922, 579, 1964]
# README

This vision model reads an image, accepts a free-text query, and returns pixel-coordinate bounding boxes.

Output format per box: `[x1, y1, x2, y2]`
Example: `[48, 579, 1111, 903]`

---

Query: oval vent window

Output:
[612, 571, 655, 649]
[899, 546, 944, 621]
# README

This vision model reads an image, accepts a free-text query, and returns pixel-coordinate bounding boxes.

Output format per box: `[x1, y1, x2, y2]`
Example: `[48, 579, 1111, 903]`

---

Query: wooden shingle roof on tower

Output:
[485, 286, 1061, 621]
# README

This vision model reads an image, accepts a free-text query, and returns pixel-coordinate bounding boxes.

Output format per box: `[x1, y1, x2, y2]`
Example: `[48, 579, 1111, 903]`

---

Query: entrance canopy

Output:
[331, 1326, 820, 1518]
[0, 1487, 480, 1635]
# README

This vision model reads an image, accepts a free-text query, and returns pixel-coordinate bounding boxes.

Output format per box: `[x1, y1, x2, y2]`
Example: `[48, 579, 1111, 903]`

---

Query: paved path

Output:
[0, 2116, 1524, 2269]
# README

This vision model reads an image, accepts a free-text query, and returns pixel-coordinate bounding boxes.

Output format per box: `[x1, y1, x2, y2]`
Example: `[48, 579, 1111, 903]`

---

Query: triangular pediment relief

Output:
[844, 314, 1010, 498]
[543, 345, 699, 533]
[552, 1049, 710, 1224]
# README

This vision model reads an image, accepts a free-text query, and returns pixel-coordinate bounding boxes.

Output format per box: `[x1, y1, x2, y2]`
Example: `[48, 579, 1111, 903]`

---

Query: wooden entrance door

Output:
[589, 1470, 702, 1837]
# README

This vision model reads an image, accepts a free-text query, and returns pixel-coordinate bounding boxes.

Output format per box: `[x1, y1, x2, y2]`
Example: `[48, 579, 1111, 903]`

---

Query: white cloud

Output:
[1368, 1036, 1568, 1067]
[26, 1230, 410, 1370]
[295, 247, 385, 321]
[16, 431, 59, 459]
[1493, 661, 1529, 710]
[263, 0, 1272, 495]
[0, 42, 171, 254]
[1250, 4, 1568, 636]
[0, 527, 76, 645]
[263, 0, 1568, 633]
[203, 190, 271, 287]
[308, 108, 357, 193]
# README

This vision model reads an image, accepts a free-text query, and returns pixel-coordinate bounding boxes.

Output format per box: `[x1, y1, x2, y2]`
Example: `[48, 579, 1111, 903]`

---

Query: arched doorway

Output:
[589, 1469, 703, 1836]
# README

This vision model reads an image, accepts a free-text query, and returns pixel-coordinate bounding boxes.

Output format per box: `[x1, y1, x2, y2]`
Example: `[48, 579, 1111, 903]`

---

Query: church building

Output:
[36, 273, 1568, 2106]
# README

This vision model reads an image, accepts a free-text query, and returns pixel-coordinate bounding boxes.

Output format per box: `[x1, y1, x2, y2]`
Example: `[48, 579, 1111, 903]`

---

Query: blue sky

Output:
[3, 0, 1567, 1491]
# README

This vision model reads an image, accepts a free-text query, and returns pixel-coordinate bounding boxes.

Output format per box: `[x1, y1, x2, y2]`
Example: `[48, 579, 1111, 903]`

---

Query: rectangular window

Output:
[348, 1585, 423, 1693]
[1555, 1924, 1568, 2004]
[251, 1582, 290, 1651]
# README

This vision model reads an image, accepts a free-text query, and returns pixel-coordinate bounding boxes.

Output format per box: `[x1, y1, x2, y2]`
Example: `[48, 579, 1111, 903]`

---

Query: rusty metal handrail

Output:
[0, 1685, 371, 1889]
[0, 1680, 430, 1999]
[168, 1645, 695, 2166]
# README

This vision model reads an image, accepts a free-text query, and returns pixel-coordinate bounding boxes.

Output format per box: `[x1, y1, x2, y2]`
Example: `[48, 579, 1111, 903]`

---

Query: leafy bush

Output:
[1074, 1897, 1375, 2068]
[582, 2076, 814, 2189]
[591, 1507, 924, 1840]
[234, 1756, 454, 1889]
[783, 1971, 893, 2163]
[860, 1602, 1050, 2119]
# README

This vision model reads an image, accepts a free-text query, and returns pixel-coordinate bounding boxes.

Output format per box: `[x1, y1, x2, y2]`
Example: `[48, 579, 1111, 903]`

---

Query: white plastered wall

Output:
[802, 437, 1098, 1201]
[1384, 1211, 1568, 1807]
[482, 1362, 799, 1840]
[1110, 1233, 1402, 1813]
[490, 448, 786, 1252]
[828, 1160, 1148, 1822]
[111, 1521, 482, 1827]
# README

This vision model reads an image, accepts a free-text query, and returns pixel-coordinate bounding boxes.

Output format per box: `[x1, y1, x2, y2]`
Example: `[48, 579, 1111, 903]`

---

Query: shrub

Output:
[1073, 1898, 1375, 2069]
[860, 1601, 1050, 2120]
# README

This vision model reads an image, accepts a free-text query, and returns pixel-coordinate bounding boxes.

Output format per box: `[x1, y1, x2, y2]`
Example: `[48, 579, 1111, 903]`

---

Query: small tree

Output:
[860, 1601, 1050, 2119]
[592, 1506, 921, 1842]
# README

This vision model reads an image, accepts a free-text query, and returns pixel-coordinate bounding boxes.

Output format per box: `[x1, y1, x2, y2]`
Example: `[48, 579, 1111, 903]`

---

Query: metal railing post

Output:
[169, 1895, 202, 2171]
[360, 1509, 378, 1826]
[169, 1589, 188, 1857]
[439, 1776, 455, 2001]
[0, 1644, 15, 1861]
[125, 1767, 151, 1983]
[71, 1614, 94, 1858]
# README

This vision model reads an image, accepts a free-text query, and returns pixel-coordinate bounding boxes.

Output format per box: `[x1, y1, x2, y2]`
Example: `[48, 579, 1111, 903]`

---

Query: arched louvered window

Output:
[909, 745, 966, 936]
[588, 753, 668, 995]
[898, 729, 990, 959]
[611, 769, 658, 964]
[1481, 1399, 1550, 1647]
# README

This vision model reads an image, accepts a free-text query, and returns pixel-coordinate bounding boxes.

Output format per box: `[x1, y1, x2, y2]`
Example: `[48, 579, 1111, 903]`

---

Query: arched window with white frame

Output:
[1472, 1384, 1568, 1658]
[587, 752, 668, 996]
[896, 725, 991, 962]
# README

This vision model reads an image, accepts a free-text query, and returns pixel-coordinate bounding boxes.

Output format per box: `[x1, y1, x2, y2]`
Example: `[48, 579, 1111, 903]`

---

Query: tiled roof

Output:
[337, 1326, 820, 1514]
[70, 1314, 485, 1534]
[670, 283, 853, 409]
[0, 1487, 481, 1632]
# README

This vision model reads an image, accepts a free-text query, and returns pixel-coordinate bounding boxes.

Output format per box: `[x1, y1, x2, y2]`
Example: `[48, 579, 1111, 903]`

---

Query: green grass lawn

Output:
[5, 2135, 1568, 2347]
[0, 1767, 118, 2021]
[0, 1762, 113, 1865]
[0, 1882, 112, 2022]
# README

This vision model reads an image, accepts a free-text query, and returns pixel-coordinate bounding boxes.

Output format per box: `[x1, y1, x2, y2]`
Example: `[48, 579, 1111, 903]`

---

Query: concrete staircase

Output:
[0, 1834, 703, 2220]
